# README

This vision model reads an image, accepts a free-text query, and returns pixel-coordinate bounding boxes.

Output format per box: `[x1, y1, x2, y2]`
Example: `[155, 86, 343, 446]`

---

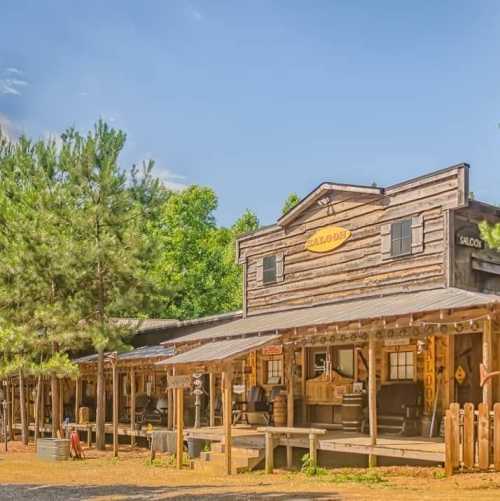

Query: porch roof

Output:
[74, 345, 176, 365]
[156, 333, 280, 367]
[163, 287, 500, 346]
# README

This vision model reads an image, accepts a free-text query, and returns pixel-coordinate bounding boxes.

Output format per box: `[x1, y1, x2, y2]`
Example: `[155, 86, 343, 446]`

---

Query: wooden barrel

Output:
[341, 393, 364, 432]
[37, 438, 70, 461]
[273, 394, 287, 427]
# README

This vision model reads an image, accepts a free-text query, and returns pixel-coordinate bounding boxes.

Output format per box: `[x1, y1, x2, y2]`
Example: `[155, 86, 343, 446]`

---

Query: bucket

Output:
[187, 437, 203, 458]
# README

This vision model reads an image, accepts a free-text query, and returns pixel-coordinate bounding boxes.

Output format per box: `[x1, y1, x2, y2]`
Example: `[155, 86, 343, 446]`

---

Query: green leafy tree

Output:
[282, 192, 300, 215]
[58, 120, 150, 450]
[479, 220, 500, 251]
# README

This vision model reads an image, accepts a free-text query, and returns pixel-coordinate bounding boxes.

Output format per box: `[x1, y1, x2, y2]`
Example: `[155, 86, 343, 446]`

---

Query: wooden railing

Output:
[445, 402, 500, 475]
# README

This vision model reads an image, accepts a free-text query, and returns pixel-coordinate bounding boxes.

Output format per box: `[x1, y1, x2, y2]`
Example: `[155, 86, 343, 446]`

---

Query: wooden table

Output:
[257, 426, 326, 473]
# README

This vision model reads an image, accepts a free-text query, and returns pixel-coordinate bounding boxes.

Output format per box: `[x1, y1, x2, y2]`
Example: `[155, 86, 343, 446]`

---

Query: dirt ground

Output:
[1, 442, 500, 500]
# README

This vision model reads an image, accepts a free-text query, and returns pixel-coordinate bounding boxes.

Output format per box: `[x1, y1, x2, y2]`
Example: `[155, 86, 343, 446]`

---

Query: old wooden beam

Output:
[368, 332, 377, 467]
[483, 318, 493, 407]
[74, 377, 81, 425]
[130, 369, 136, 446]
[223, 365, 233, 475]
[209, 372, 216, 428]
[176, 387, 184, 469]
[112, 360, 119, 457]
[286, 348, 294, 469]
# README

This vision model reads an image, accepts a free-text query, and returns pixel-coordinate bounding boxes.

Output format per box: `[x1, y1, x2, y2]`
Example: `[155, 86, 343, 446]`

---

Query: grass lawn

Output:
[1, 441, 500, 500]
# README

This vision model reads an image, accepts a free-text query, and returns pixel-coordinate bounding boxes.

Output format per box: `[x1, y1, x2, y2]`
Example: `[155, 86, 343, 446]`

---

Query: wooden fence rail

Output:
[445, 402, 500, 475]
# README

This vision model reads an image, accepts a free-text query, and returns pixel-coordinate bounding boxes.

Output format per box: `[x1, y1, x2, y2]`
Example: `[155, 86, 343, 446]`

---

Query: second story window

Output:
[391, 219, 412, 257]
[263, 255, 277, 284]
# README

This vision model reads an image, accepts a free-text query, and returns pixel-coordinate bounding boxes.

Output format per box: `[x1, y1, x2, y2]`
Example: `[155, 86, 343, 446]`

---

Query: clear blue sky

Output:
[1, 1, 499, 226]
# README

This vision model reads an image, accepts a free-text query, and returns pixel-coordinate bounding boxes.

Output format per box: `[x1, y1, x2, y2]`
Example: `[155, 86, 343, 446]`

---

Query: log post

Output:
[222, 365, 233, 475]
[176, 387, 184, 469]
[483, 317, 493, 407]
[59, 379, 64, 435]
[301, 347, 308, 425]
[286, 348, 295, 468]
[34, 375, 42, 442]
[368, 332, 377, 467]
[74, 377, 81, 425]
[19, 370, 28, 445]
[130, 370, 136, 446]
[50, 375, 59, 438]
[265, 431, 274, 474]
[209, 372, 216, 428]
[11, 383, 15, 440]
[6, 380, 12, 440]
[167, 369, 173, 430]
[112, 357, 118, 458]
[308, 433, 318, 469]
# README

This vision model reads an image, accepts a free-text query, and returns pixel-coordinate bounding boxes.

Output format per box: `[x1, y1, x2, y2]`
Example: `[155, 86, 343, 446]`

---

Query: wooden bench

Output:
[257, 426, 327, 473]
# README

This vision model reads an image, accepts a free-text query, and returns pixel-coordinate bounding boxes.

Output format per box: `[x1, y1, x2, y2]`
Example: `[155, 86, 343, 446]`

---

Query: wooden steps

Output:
[198, 441, 265, 474]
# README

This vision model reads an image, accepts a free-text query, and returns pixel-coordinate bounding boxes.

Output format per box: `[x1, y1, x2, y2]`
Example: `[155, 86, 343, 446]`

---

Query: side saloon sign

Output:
[305, 226, 351, 253]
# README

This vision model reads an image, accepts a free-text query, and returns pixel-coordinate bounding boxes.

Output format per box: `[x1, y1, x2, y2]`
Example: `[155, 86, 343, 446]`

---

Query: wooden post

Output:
[301, 347, 307, 425]
[223, 365, 233, 475]
[19, 370, 28, 445]
[368, 333, 377, 467]
[209, 372, 216, 428]
[112, 360, 118, 458]
[444, 409, 454, 476]
[463, 403, 474, 469]
[74, 377, 81, 425]
[34, 375, 42, 442]
[308, 433, 318, 469]
[40, 380, 45, 438]
[494, 402, 500, 472]
[176, 387, 184, 469]
[130, 370, 136, 446]
[483, 318, 493, 407]
[265, 432, 274, 474]
[10, 383, 15, 438]
[167, 369, 173, 430]
[286, 348, 294, 469]
[478, 402, 490, 470]
[7, 381, 12, 439]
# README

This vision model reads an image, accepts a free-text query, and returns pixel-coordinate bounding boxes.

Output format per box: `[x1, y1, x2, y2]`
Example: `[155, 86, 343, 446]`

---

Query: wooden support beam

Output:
[176, 387, 184, 469]
[74, 377, 81, 425]
[265, 432, 274, 474]
[308, 433, 318, 469]
[483, 318, 493, 407]
[368, 332, 377, 467]
[286, 348, 294, 469]
[130, 370, 136, 446]
[301, 347, 307, 425]
[209, 372, 215, 428]
[112, 361, 118, 458]
[223, 365, 233, 475]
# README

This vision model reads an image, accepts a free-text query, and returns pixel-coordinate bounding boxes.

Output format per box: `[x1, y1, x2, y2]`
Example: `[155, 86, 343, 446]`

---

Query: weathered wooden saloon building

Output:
[5, 163, 500, 474]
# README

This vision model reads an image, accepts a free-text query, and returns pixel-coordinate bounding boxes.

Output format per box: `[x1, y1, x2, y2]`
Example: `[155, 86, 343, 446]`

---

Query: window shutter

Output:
[380, 224, 392, 260]
[256, 258, 264, 286]
[276, 253, 284, 282]
[411, 215, 424, 254]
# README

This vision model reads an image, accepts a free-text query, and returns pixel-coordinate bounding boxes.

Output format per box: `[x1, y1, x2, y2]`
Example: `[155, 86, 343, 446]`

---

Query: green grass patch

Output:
[327, 471, 387, 484]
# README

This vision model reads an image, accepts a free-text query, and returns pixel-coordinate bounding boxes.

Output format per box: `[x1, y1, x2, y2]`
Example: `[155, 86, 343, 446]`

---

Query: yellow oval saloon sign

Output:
[305, 226, 351, 253]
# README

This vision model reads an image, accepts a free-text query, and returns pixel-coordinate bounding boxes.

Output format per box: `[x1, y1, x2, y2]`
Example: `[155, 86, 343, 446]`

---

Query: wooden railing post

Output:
[478, 402, 490, 471]
[463, 403, 474, 470]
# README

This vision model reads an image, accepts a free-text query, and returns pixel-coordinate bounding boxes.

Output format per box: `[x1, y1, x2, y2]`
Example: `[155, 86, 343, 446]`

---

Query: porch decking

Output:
[186, 426, 445, 464]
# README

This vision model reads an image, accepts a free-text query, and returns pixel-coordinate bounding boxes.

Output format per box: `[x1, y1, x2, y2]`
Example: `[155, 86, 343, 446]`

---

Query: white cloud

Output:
[0, 67, 28, 96]
[157, 166, 188, 191]
[186, 3, 203, 22]
[0, 113, 20, 142]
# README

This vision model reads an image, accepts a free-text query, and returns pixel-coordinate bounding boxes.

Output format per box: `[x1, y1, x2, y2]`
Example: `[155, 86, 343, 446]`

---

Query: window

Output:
[266, 358, 283, 384]
[313, 352, 327, 377]
[388, 351, 415, 381]
[335, 348, 354, 378]
[391, 219, 412, 257]
[263, 255, 277, 284]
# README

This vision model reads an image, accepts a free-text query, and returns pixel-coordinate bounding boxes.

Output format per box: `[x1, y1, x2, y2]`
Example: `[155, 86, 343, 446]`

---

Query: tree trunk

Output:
[50, 375, 60, 438]
[34, 375, 42, 442]
[95, 350, 106, 450]
[18, 370, 28, 446]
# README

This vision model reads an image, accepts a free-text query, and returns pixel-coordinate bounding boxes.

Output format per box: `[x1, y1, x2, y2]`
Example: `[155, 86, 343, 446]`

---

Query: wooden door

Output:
[454, 333, 482, 406]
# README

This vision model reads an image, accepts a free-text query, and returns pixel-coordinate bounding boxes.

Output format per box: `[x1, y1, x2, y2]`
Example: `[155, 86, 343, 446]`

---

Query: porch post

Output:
[483, 318, 493, 407]
[222, 364, 233, 475]
[166, 369, 173, 430]
[209, 372, 216, 428]
[368, 332, 378, 467]
[130, 370, 136, 446]
[74, 377, 81, 424]
[176, 387, 184, 469]
[112, 359, 118, 457]
[286, 347, 295, 468]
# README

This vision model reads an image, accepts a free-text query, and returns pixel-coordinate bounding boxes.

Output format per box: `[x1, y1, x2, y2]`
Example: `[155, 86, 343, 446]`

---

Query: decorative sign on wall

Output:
[167, 375, 191, 389]
[305, 226, 352, 253]
[262, 345, 283, 356]
[384, 337, 411, 347]
[456, 231, 484, 249]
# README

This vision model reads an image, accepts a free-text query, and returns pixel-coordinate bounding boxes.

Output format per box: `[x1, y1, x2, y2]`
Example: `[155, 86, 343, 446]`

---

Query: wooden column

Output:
[19, 370, 28, 445]
[286, 348, 294, 468]
[265, 431, 274, 474]
[368, 333, 377, 467]
[483, 318, 493, 407]
[74, 377, 81, 425]
[50, 375, 59, 438]
[176, 387, 184, 469]
[7, 381, 12, 439]
[34, 375, 42, 442]
[222, 365, 233, 475]
[10, 383, 15, 439]
[40, 380, 45, 437]
[308, 433, 318, 469]
[209, 372, 216, 428]
[130, 370, 136, 446]
[167, 369, 173, 430]
[112, 360, 118, 457]
[59, 379, 64, 433]
[301, 347, 307, 425]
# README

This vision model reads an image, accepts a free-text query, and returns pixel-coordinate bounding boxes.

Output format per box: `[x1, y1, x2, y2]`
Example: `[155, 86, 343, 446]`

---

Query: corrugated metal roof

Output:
[75, 345, 175, 364]
[163, 288, 500, 346]
[157, 334, 280, 366]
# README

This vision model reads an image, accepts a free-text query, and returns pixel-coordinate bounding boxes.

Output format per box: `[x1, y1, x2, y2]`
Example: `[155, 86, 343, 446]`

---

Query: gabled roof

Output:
[277, 182, 384, 226]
